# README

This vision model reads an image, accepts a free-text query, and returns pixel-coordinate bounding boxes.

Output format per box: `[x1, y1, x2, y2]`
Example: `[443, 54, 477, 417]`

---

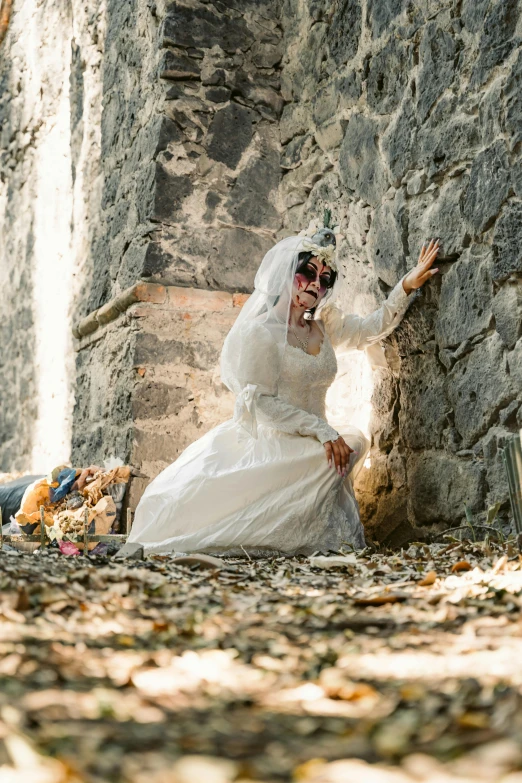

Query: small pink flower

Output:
[59, 540, 81, 556]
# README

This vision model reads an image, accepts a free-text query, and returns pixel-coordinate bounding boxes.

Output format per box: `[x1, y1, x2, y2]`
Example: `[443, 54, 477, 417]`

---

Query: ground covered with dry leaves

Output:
[2, 541, 522, 782]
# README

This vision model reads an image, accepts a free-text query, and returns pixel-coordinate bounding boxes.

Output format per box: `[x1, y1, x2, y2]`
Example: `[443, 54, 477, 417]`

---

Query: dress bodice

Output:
[278, 332, 338, 420]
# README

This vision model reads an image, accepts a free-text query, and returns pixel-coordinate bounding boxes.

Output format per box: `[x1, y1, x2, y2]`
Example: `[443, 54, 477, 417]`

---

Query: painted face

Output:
[292, 257, 334, 310]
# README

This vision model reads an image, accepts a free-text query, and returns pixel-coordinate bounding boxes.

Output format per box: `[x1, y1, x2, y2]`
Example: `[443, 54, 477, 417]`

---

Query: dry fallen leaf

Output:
[14, 586, 30, 612]
[457, 711, 490, 729]
[451, 560, 472, 573]
[418, 570, 437, 586]
[353, 594, 407, 606]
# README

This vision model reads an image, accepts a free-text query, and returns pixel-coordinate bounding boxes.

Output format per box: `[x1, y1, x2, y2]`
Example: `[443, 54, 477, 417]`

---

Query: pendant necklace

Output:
[290, 321, 310, 353]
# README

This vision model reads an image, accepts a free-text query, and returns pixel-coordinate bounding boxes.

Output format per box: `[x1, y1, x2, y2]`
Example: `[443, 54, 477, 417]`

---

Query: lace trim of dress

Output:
[193, 481, 365, 559]
[312, 482, 366, 552]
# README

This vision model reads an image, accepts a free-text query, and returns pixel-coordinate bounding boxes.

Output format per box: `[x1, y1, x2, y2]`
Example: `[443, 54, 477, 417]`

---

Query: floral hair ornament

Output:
[297, 208, 342, 272]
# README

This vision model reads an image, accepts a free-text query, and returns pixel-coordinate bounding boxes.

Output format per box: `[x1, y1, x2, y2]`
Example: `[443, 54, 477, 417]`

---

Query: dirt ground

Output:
[2, 540, 522, 783]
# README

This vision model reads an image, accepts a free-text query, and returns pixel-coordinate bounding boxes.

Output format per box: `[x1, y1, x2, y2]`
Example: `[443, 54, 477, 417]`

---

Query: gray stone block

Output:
[436, 255, 493, 348]
[416, 22, 456, 122]
[281, 134, 314, 170]
[366, 37, 413, 115]
[492, 280, 522, 349]
[482, 426, 514, 506]
[399, 352, 450, 450]
[462, 140, 510, 235]
[205, 86, 231, 103]
[492, 201, 522, 281]
[159, 50, 201, 81]
[212, 227, 275, 292]
[470, 0, 520, 88]
[478, 78, 504, 147]
[312, 83, 340, 127]
[507, 336, 522, 388]
[408, 452, 485, 524]
[366, 0, 407, 38]
[339, 113, 388, 207]
[336, 71, 362, 111]
[225, 151, 281, 229]
[366, 196, 407, 287]
[408, 176, 469, 263]
[406, 170, 427, 196]
[418, 96, 480, 178]
[251, 41, 284, 69]
[162, 4, 253, 53]
[207, 103, 256, 169]
[461, 0, 491, 33]
[152, 164, 194, 222]
[448, 334, 514, 447]
[505, 51, 522, 151]
[151, 115, 183, 155]
[499, 400, 521, 428]
[381, 99, 418, 186]
[327, 0, 362, 65]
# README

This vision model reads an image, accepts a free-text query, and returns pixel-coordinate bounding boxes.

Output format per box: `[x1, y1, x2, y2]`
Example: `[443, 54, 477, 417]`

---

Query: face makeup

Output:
[294, 258, 334, 309]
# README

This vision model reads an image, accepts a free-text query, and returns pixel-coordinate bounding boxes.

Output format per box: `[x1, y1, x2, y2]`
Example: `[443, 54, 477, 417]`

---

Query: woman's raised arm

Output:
[320, 239, 440, 352]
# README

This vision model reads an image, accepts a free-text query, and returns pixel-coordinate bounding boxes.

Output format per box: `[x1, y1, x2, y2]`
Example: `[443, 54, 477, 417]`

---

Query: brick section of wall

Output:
[72, 284, 244, 507]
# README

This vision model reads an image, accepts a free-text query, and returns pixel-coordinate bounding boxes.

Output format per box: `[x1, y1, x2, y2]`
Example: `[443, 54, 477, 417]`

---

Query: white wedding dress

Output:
[128, 279, 411, 556]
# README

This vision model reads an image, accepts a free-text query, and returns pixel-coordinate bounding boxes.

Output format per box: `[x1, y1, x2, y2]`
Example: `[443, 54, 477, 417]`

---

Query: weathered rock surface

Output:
[280, 0, 522, 537]
[2, 0, 521, 542]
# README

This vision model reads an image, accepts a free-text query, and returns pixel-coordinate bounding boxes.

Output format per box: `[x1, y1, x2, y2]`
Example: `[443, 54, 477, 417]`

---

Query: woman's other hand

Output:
[324, 436, 354, 476]
[402, 238, 440, 294]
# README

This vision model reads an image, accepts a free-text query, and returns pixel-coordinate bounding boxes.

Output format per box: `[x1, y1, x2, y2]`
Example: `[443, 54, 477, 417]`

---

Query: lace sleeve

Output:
[320, 276, 412, 351]
[234, 322, 339, 444]
[256, 395, 339, 445]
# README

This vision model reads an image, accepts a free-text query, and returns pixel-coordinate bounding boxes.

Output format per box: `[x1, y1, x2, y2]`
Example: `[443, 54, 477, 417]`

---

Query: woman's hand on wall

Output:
[402, 238, 440, 294]
[324, 436, 354, 477]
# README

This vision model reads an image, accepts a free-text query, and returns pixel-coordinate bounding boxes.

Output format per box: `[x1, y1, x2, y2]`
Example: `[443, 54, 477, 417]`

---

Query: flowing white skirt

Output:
[128, 420, 370, 557]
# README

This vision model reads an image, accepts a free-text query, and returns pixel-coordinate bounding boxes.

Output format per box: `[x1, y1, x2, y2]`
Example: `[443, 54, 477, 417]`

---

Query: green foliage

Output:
[486, 502, 502, 526]
[323, 207, 332, 228]
[464, 505, 476, 542]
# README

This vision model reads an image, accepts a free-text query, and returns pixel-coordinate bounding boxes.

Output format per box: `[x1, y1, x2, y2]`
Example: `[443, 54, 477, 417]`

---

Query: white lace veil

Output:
[220, 231, 343, 438]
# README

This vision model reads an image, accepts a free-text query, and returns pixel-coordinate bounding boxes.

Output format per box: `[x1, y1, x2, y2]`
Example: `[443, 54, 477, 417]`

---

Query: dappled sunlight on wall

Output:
[0, 0, 106, 472]
[31, 82, 74, 472]
[326, 349, 374, 465]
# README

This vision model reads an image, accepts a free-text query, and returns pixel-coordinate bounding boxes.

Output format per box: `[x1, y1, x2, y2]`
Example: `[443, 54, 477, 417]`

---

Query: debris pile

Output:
[9, 464, 130, 551]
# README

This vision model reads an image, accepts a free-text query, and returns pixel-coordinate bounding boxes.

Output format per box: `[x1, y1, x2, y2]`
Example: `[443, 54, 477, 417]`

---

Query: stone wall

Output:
[71, 0, 285, 480]
[2, 0, 521, 543]
[279, 0, 522, 542]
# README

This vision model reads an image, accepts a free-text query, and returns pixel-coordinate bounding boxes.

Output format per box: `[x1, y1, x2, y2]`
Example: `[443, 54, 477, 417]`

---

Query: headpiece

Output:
[297, 208, 342, 272]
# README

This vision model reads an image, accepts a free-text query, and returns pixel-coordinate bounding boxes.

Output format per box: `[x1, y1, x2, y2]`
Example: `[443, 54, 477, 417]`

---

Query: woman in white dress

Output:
[126, 222, 440, 557]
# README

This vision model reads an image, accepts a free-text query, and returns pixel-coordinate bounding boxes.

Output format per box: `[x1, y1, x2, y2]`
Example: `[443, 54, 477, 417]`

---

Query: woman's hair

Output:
[296, 251, 338, 319]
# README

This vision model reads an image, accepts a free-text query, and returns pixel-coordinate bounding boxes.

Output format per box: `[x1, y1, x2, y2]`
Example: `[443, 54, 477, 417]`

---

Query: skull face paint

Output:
[292, 257, 335, 311]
